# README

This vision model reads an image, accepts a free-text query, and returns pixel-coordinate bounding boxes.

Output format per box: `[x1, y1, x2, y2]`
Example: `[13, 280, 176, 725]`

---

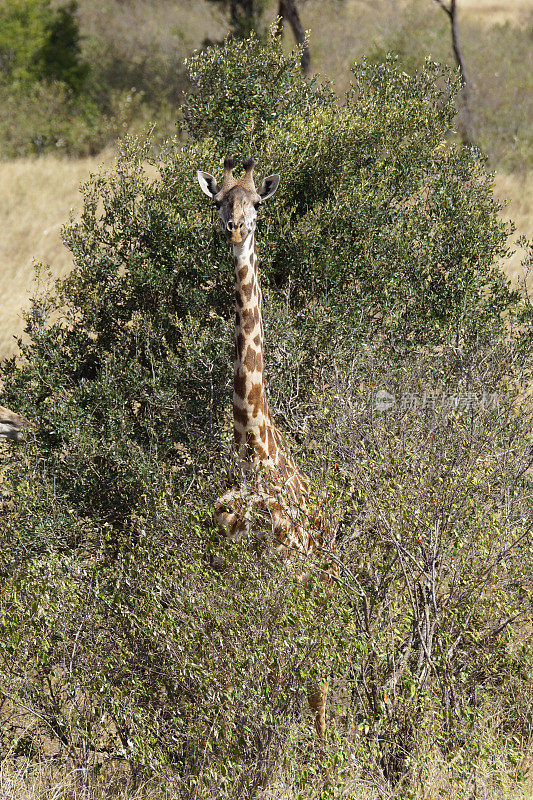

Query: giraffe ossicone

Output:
[197, 155, 337, 741]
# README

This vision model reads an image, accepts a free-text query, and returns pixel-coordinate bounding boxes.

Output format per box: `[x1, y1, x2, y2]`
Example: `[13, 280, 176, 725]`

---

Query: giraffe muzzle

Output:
[226, 219, 246, 244]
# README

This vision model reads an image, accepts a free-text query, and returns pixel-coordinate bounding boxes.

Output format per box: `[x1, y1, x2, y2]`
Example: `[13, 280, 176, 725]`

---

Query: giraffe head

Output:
[197, 156, 280, 245]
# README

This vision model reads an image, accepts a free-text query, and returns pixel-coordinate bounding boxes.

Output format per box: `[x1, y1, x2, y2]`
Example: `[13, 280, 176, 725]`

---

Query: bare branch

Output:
[431, 0, 452, 16]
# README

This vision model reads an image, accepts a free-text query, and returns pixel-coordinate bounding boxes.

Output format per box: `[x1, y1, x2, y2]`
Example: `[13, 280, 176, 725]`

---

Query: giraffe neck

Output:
[232, 233, 270, 463]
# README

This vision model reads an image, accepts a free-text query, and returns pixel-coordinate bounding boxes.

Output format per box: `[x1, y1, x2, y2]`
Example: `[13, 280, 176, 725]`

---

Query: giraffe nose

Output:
[226, 220, 244, 233]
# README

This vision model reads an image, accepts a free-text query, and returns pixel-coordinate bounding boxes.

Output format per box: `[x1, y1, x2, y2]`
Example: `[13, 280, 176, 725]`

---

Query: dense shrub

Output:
[185, 34, 518, 343]
[0, 82, 104, 157]
[0, 30, 531, 796]
[0, 81, 174, 158]
[0, 0, 100, 157]
[0, 496, 350, 789]
[36, 0, 88, 94]
[315, 344, 533, 785]
[1, 34, 521, 525]
[1, 344, 532, 796]
[0, 0, 49, 84]
[0, 0, 88, 91]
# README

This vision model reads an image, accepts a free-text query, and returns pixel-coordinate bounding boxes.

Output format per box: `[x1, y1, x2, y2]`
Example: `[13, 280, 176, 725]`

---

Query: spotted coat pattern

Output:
[215, 233, 331, 566]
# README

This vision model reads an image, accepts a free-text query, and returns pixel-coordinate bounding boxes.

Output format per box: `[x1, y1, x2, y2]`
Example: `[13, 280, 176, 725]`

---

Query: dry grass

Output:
[290, 0, 533, 108]
[494, 170, 533, 288]
[77, 0, 227, 55]
[460, 0, 533, 25]
[294, 0, 403, 94]
[0, 151, 115, 358]
[0, 758, 153, 800]
[0, 753, 529, 800]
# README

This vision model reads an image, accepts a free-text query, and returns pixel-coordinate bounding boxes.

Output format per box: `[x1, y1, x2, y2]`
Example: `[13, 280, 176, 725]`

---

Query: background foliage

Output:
[0, 0, 531, 170]
[0, 0, 87, 90]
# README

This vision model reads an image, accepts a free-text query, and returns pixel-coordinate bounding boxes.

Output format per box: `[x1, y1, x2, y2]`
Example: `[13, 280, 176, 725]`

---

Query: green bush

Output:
[0, 0, 51, 85]
[0, 0, 98, 156]
[312, 344, 533, 785]
[0, 497, 350, 788]
[1, 343, 532, 795]
[36, 0, 88, 94]
[0, 0, 178, 156]
[0, 81, 104, 157]
[0, 30, 531, 795]
[2, 35, 520, 526]
[0, 0, 88, 92]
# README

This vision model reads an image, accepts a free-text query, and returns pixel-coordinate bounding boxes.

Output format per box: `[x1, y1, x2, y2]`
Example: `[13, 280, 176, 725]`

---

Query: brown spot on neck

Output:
[234, 369, 247, 400]
[244, 345, 262, 373]
[247, 383, 263, 417]
[235, 331, 245, 359]
[234, 403, 248, 427]
[241, 281, 254, 303]
[240, 308, 256, 334]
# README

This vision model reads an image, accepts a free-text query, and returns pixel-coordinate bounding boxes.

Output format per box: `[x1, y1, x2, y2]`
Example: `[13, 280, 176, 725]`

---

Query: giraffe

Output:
[197, 156, 337, 741]
[0, 406, 35, 441]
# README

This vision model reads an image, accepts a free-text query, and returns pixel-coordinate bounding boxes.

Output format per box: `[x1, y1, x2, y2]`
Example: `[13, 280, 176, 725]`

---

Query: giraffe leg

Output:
[307, 679, 328, 741]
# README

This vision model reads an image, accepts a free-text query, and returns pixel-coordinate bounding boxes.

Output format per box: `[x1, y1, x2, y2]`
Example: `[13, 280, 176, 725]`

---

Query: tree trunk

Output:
[277, 0, 311, 75]
[449, 0, 474, 145]
[432, 0, 474, 145]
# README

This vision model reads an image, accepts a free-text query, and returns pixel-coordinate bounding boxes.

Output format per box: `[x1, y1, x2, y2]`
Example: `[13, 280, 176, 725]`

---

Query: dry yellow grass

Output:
[460, 0, 533, 25]
[345, 0, 533, 24]
[78, 0, 227, 55]
[0, 758, 149, 800]
[0, 151, 114, 358]
[0, 753, 529, 800]
[296, 0, 533, 97]
[494, 170, 533, 289]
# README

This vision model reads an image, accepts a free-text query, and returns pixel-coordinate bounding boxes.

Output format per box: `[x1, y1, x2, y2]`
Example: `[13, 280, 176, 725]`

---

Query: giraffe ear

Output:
[257, 174, 280, 201]
[197, 171, 219, 198]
